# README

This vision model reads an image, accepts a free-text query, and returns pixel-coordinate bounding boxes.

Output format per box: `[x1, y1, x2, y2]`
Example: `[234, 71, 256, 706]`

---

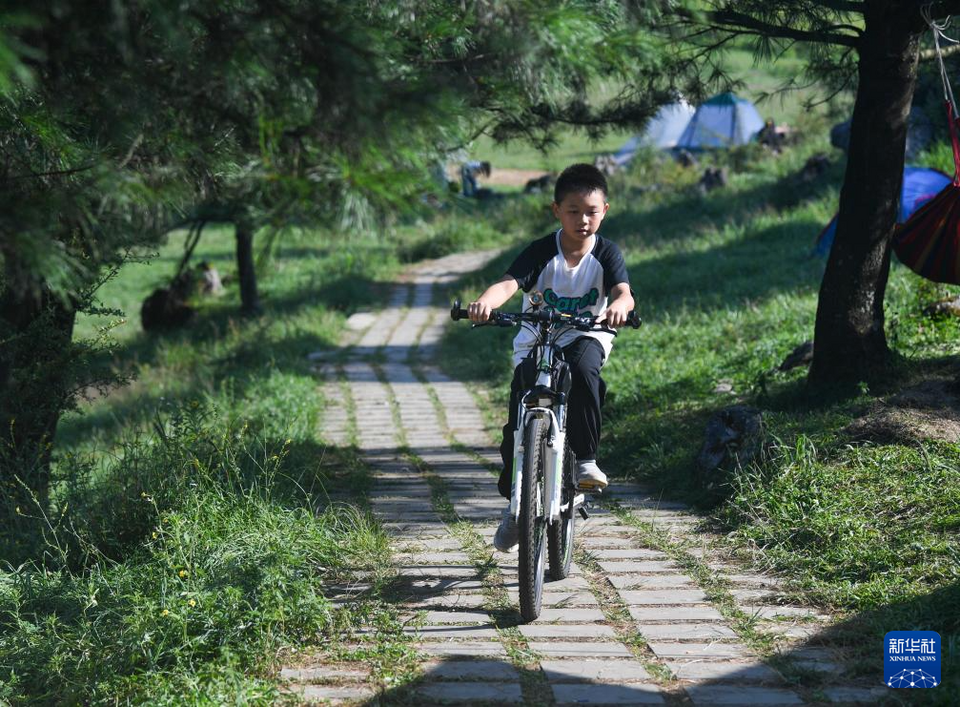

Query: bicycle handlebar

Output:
[450, 299, 641, 331]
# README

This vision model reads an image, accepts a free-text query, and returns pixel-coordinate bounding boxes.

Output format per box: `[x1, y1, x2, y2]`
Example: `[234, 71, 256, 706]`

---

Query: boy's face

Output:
[552, 189, 609, 245]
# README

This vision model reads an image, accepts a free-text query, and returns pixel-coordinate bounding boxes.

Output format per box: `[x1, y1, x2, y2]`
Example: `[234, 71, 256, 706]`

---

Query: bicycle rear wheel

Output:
[518, 416, 548, 622]
[548, 436, 575, 580]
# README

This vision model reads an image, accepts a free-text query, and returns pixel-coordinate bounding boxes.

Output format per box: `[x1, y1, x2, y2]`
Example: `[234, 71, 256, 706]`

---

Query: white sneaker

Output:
[493, 508, 519, 552]
[577, 460, 608, 490]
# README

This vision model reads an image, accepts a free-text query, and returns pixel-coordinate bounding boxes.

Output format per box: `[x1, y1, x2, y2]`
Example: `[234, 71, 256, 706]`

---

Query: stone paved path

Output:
[287, 252, 885, 706]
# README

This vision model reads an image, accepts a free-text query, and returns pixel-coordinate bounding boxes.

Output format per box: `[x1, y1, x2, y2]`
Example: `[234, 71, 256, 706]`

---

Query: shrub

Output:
[0, 402, 388, 704]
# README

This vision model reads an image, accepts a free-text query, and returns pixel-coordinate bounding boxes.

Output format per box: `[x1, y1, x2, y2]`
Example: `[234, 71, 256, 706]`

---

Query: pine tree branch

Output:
[919, 42, 960, 61]
[706, 9, 861, 47]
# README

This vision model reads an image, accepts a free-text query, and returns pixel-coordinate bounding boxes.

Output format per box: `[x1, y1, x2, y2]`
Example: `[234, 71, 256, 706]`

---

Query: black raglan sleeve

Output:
[505, 234, 556, 292]
[596, 237, 630, 293]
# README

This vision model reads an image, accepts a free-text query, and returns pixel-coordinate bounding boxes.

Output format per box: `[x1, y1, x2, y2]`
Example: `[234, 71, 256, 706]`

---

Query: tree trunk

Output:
[235, 218, 261, 315]
[809, 1, 922, 386]
[0, 281, 77, 510]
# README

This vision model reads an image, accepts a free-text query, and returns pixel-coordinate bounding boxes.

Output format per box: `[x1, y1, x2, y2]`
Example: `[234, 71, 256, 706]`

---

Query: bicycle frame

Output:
[509, 318, 569, 525]
[449, 295, 639, 526]
[450, 295, 640, 621]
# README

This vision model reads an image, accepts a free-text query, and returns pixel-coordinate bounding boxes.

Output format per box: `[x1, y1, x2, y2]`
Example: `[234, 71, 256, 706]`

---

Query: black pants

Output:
[498, 337, 606, 498]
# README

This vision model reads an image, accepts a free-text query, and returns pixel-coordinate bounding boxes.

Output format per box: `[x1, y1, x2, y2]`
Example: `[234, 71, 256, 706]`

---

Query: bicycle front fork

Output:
[510, 408, 565, 523]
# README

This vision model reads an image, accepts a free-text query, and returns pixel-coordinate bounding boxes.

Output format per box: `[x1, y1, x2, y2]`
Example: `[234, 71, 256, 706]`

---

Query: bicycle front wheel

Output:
[548, 436, 575, 580]
[518, 416, 548, 622]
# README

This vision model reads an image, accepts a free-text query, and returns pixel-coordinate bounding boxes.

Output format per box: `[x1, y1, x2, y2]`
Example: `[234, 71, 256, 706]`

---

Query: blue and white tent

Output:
[613, 100, 695, 164]
[676, 92, 765, 149]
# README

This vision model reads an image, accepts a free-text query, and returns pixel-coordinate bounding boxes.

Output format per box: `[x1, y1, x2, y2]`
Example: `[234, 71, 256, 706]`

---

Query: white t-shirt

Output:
[506, 230, 630, 367]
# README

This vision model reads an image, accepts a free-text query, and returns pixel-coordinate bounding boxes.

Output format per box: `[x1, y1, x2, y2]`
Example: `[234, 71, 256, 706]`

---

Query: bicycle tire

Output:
[518, 416, 548, 622]
[548, 436, 575, 580]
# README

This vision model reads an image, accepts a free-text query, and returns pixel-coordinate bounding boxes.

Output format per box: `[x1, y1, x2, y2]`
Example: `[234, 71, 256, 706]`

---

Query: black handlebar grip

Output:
[450, 299, 469, 321]
[627, 311, 642, 329]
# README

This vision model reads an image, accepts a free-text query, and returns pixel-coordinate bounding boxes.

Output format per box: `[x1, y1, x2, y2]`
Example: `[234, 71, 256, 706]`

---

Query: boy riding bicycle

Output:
[467, 163, 634, 552]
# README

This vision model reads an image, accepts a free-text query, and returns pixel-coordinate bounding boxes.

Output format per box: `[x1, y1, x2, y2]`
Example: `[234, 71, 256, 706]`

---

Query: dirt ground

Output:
[445, 165, 550, 188]
[845, 378, 960, 445]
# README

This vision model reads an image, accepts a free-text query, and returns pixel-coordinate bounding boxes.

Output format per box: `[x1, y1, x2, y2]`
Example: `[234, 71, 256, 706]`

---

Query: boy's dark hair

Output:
[553, 163, 608, 203]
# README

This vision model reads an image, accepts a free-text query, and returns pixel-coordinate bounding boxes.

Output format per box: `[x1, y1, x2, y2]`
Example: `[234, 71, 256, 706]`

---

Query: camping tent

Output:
[613, 100, 695, 164]
[814, 166, 952, 256]
[675, 92, 765, 149]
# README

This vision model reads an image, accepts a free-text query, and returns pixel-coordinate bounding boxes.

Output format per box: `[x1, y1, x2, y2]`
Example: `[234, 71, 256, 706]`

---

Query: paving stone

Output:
[581, 525, 636, 536]
[609, 574, 695, 589]
[418, 641, 507, 657]
[416, 610, 493, 624]
[371, 499, 436, 509]
[294, 684, 376, 701]
[552, 683, 664, 705]
[783, 648, 844, 674]
[578, 515, 625, 525]
[502, 575, 590, 591]
[520, 624, 617, 639]
[527, 642, 633, 658]
[725, 573, 785, 588]
[732, 588, 779, 603]
[382, 522, 450, 534]
[396, 565, 479, 579]
[684, 685, 802, 705]
[637, 623, 738, 640]
[405, 537, 463, 551]
[748, 606, 823, 620]
[581, 536, 634, 548]
[618, 589, 708, 605]
[405, 579, 487, 593]
[405, 625, 499, 640]
[534, 608, 606, 622]
[587, 548, 667, 560]
[666, 661, 783, 683]
[399, 552, 472, 564]
[757, 623, 821, 640]
[424, 660, 520, 681]
[822, 686, 887, 703]
[648, 643, 750, 660]
[280, 666, 369, 682]
[628, 606, 724, 622]
[541, 660, 651, 683]
[416, 682, 523, 703]
[598, 561, 679, 573]
[508, 591, 599, 607]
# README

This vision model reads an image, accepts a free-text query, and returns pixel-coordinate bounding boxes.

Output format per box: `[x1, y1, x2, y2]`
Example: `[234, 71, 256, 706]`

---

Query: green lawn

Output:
[0, 195, 542, 703]
[439, 132, 960, 695]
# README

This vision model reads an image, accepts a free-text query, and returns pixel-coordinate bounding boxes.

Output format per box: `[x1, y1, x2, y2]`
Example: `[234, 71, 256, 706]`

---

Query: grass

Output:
[0, 199, 536, 703]
[438, 117, 960, 697]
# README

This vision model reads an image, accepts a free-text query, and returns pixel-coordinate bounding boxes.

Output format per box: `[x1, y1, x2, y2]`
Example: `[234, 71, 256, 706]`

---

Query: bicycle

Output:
[450, 292, 640, 621]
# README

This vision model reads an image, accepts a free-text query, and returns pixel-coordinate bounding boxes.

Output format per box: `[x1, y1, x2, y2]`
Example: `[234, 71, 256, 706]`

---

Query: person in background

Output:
[461, 160, 492, 197]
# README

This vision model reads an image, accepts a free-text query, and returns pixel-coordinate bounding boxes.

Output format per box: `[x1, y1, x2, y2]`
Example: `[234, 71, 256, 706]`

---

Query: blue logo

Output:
[884, 631, 940, 688]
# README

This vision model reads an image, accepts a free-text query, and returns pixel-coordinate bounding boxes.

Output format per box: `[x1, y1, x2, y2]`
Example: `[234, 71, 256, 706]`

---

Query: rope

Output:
[923, 4, 960, 113]
[923, 4, 960, 181]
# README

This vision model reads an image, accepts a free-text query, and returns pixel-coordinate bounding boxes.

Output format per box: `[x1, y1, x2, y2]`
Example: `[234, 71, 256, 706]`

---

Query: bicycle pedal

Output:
[577, 483, 604, 494]
[578, 506, 589, 520]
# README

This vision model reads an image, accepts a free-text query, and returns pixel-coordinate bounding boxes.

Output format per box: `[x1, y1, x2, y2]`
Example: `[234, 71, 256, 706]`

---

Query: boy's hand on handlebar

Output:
[468, 299, 493, 323]
[600, 300, 631, 328]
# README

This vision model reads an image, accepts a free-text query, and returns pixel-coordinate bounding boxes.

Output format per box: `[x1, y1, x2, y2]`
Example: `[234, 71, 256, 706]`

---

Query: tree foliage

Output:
[664, 0, 960, 384]
[0, 0, 689, 506]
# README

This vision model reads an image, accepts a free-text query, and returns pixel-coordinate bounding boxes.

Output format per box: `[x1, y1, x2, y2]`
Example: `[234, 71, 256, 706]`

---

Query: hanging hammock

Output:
[892, 7, 960, 284]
